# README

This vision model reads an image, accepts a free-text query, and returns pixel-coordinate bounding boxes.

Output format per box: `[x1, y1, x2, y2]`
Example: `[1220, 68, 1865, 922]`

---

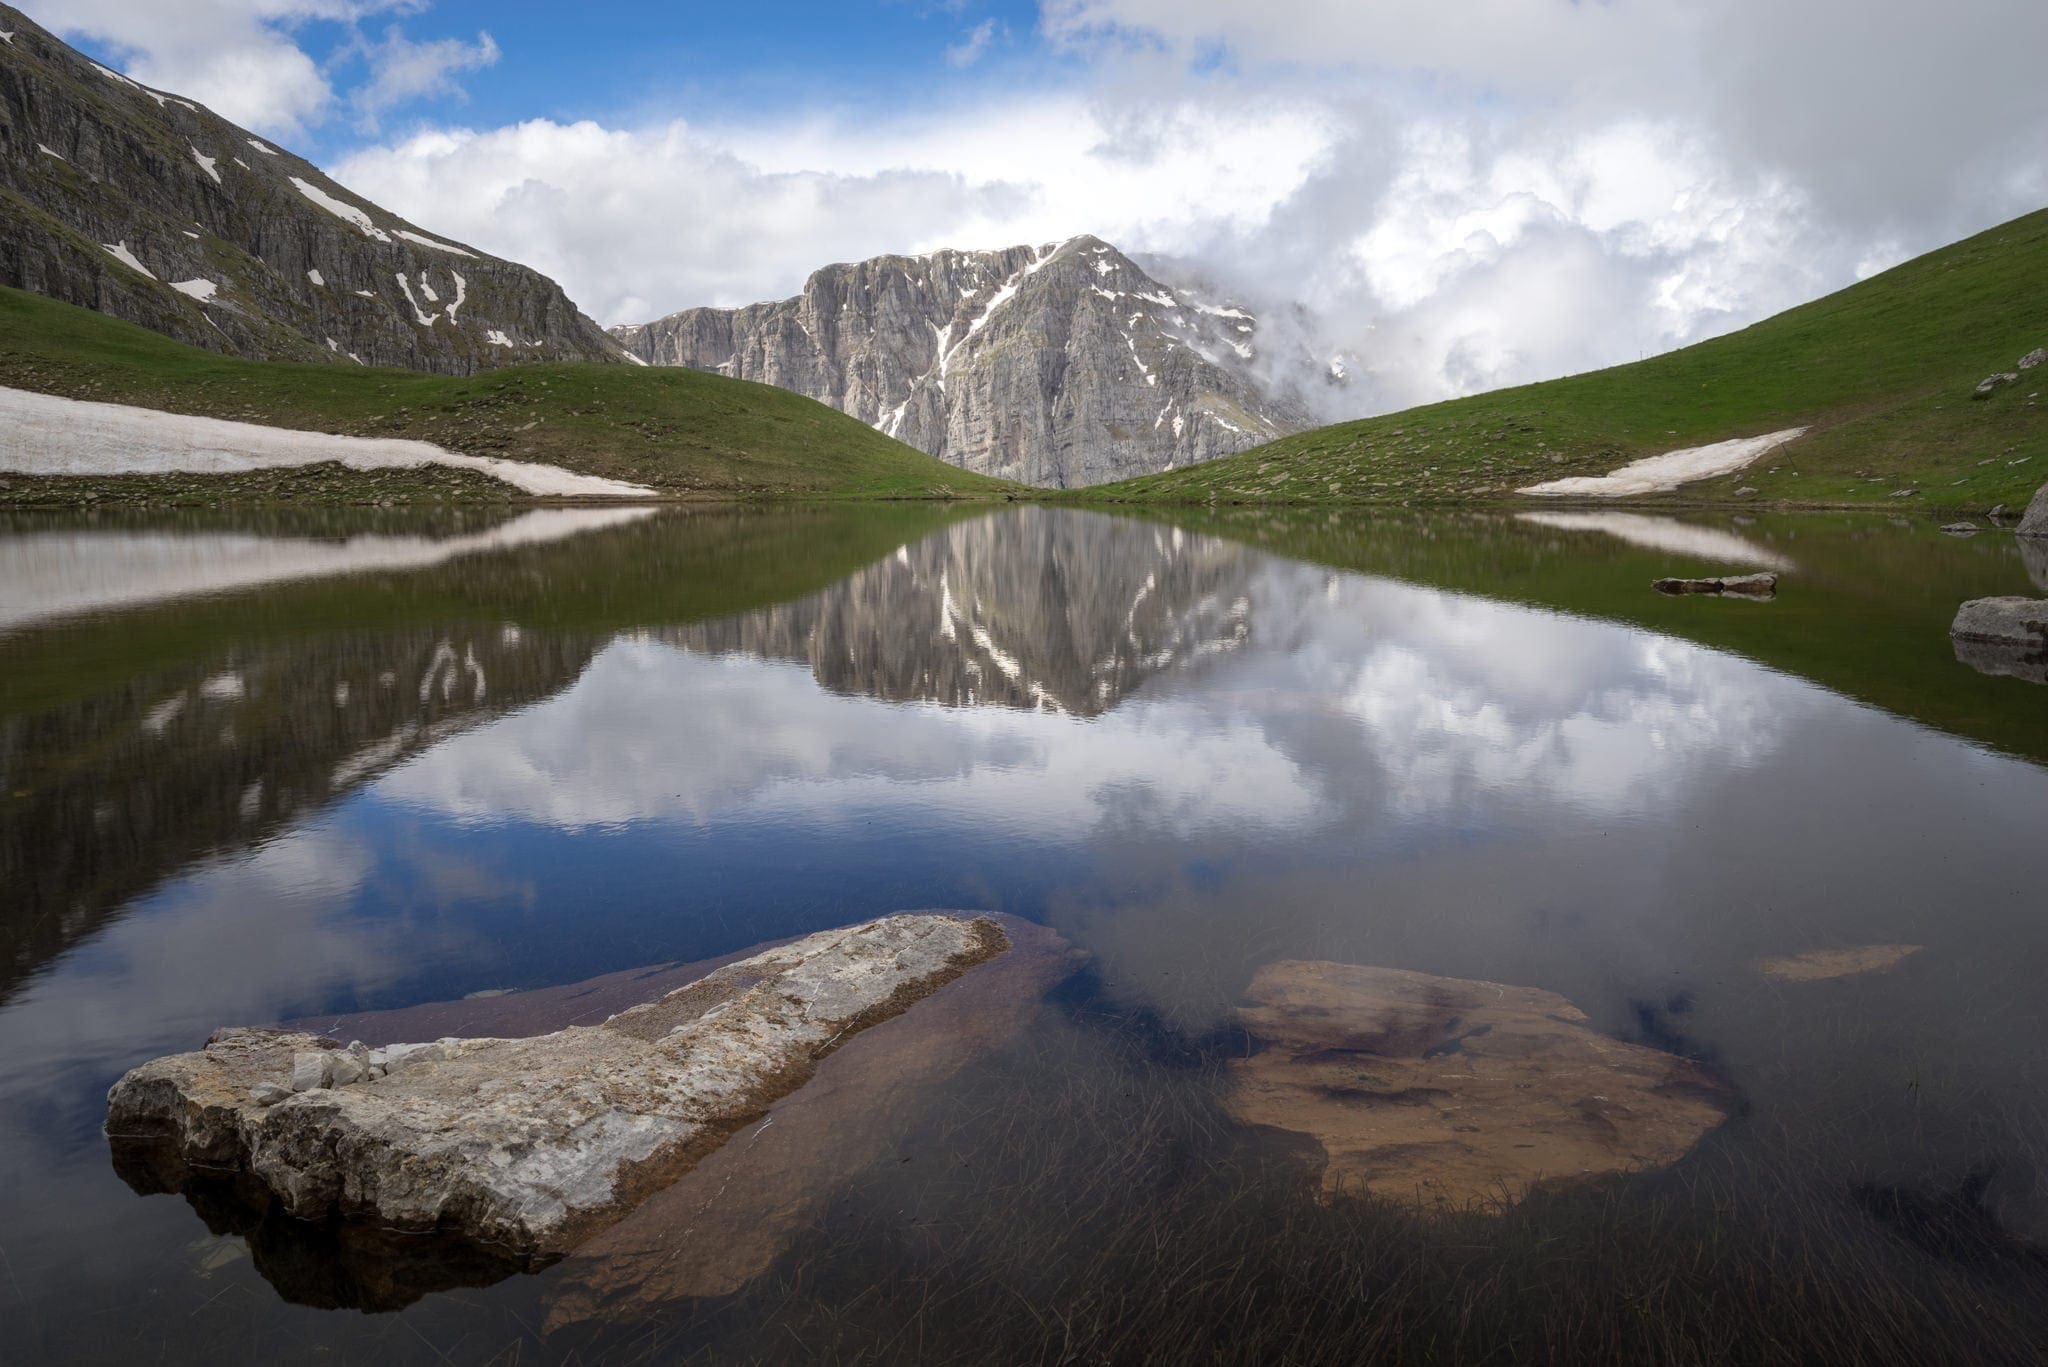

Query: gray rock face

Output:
[2019, 347, 2046, 370]
[611, 236, 1310, 487]
[106, 914, 1005, 1258]
[1951, 597, 2048, 685]
[2020, 480, 2048, 537]
[0, 5, 620, 373]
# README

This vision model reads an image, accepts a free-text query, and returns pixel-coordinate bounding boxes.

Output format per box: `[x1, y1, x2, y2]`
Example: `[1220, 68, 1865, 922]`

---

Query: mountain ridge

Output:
[0, 3, 622, 374]
[611, 235, 1312, 488]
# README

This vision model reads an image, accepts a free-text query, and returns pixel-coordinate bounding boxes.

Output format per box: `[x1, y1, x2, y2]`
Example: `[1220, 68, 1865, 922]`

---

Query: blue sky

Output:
[57, 1, 1063, 162]
[34, 0, 2048, 416]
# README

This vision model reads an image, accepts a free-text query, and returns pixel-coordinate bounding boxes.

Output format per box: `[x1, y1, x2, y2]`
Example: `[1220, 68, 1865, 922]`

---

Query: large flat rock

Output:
[106, 914, 1005, 1260]
[1227, 961, 1729, 1211]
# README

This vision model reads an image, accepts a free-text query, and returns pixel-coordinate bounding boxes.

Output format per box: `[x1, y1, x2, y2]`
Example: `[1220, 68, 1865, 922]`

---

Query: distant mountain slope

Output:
[612, 235, 1311, 488]
[1091, 209, 2048, 511]
[0, 285, 1019, 499]
[0, 4, 619, 373]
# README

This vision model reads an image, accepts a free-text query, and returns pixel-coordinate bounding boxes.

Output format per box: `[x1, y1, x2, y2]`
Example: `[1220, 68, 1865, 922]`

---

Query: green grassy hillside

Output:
[1091, 210, 2048, 511]
[0, 285, 1018, 502]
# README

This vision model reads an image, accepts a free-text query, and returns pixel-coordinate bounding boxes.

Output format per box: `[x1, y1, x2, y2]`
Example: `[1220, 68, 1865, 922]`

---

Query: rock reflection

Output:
[668, 507, 1253, 715]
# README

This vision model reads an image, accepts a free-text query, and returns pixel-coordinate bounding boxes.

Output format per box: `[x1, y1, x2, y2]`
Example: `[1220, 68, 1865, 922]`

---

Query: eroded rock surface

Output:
[611, 236, 1309, 487]
[107, 914, 1005, 1260]
[1227, 961, 1729, 1211]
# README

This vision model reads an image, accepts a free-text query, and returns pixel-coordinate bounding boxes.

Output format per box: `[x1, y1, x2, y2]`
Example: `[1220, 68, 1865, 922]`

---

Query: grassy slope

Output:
[0, 285, 1019, 500]
[1091, 210, 2048, 511]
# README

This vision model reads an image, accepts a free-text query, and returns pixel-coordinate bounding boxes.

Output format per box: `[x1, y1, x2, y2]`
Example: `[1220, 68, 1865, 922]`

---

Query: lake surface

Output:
[3, 503, 2046, 1364]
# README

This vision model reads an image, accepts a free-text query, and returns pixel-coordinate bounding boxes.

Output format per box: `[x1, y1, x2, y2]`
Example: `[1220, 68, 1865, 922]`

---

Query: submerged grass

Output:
[0, 285, 1021, 501]
[1086, 209, 2048, 511]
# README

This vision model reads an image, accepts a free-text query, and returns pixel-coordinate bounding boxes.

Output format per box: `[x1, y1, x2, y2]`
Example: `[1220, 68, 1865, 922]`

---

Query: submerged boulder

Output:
[1226, 961, 1729, 1211]
[1653, 572, 1778, 598]
[106, 914, 1006, 1261]
[1756, 944, 1923, 982]
[1951, 596, 2048, 684]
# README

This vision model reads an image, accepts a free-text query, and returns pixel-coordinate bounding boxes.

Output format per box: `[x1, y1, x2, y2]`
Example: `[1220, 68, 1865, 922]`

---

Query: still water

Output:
[2, 504, 2045, 1364]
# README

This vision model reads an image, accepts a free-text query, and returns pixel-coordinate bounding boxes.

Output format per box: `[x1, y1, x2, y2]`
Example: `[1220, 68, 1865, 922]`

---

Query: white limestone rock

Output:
[105, 914, 1004, 1257]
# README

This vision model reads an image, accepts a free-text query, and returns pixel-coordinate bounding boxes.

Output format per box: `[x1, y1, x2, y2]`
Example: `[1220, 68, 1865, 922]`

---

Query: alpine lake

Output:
[3, 502, 2046, 1365]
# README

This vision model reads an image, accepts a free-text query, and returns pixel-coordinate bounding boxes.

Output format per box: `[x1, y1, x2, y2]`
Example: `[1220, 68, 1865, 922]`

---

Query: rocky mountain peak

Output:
[612, 235, 1310, 487]
[0, 3, 623, 372]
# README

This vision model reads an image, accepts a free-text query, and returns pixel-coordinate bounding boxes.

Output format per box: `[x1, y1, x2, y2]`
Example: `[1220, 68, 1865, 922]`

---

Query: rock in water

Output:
[1653, 572, 1778, 597]
[105, 914, 1006, 1259]
[2020, 480, 2048, 538]
[1756, 944, 1923, 981]
[1226, 961, 1729, 1211]
[545, 916, 1086, 1326]
[1950, 596, 2048, 684]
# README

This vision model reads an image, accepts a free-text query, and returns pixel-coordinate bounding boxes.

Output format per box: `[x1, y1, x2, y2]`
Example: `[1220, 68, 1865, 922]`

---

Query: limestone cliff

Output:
[611, 236, 1309, 487]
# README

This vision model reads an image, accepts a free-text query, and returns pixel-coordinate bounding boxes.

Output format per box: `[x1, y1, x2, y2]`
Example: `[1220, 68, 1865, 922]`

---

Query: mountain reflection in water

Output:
[0, 504, 2044, 1365]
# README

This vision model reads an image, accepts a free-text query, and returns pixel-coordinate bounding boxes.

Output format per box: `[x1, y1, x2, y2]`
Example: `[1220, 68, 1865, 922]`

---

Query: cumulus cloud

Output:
[46, 0, 2048, 418]
[330, 95, 1334, 324]
[31, 0, 501, 139]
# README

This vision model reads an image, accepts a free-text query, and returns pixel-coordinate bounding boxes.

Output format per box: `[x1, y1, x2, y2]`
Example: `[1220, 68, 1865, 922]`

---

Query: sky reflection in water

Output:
[1, 504, 2044, 1360]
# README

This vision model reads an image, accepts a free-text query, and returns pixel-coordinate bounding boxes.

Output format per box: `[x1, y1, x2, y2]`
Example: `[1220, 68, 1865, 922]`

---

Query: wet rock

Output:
[1952, 600, 2048, 684]
[1225, 961, 1729, 1211]
[1951, 596, 2048, 684]
[2020, 480, 2048, 537]
[1756, 944, 1923, 982]
[1941, 522, 1980, 536]
[1974, 373, 2020, 399]
[106, 914, 1007, 1259]
[1653, 572, 1778, 598]
[545, 915, 1085, 1326]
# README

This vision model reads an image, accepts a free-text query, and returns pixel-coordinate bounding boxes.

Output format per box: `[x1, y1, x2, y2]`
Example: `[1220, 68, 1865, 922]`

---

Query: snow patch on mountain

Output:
[291, 177, 393, 243]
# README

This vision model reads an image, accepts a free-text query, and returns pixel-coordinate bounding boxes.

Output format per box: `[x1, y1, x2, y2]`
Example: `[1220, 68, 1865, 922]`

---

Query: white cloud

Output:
[331, 94, 1337, 324]
[45, 0, 2048, 419]
[31, 0, 500, 139]
[347, 22, 499, 129]
[945, 18, 999, 68]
